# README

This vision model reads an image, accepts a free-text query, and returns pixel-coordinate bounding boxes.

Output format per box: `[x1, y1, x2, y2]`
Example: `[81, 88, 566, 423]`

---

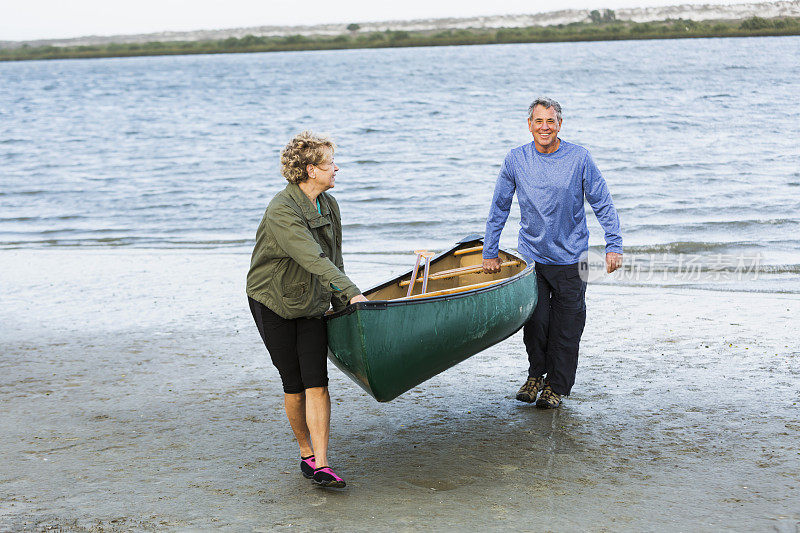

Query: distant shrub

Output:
[740, 16, 772, 30]
[240, 34, 266, 46]
[347, 23, 360, 32]
[771, 17, 798, 29]
[668, 18, 699, 32]
[631, 23, 654, 34]
[386, 30, 410, 42]
[358, 32, 385, 42]
[590, 9, 615, 24]
[282, 35, 307, 44]
[496, 28, 524, 41]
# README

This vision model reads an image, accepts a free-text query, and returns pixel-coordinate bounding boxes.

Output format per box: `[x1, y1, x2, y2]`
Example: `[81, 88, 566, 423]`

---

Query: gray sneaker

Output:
[516, 376, 545, 403]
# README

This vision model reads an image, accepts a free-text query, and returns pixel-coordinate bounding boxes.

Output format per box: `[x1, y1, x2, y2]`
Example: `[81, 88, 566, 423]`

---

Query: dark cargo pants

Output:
[523, 262, 587, 396]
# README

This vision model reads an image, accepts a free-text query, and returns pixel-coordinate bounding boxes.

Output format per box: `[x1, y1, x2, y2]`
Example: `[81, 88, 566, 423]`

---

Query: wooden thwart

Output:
[398, 260, 520, 287]
[394, 279, 504, 301]
[453, 245, 484, 256]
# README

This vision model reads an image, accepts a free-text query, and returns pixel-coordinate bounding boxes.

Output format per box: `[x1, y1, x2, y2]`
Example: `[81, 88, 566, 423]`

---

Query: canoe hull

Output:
[326, 242, 537, 402]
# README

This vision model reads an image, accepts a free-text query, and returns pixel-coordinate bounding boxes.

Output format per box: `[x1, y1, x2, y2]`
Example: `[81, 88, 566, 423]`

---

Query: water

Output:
[2, 36, 799, 292]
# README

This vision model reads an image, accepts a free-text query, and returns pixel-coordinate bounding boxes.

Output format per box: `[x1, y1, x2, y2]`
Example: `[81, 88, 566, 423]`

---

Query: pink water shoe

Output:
[300, 455, 316, 479]
[312, 466, 346, 488]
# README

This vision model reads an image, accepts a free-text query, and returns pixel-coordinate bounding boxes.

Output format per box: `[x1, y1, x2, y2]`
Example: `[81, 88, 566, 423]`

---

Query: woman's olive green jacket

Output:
[246, 183, 360, 319]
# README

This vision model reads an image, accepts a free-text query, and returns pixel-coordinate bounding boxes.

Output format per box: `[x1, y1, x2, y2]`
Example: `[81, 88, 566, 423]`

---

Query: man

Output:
[483, 97, 622, 409]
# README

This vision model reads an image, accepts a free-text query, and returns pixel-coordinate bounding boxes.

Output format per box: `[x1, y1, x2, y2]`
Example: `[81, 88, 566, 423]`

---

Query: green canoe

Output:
[325, 235, 538, 402]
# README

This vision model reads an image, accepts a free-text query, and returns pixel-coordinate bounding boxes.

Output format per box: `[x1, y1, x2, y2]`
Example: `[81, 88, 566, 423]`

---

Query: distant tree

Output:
[589, 10, 602, 24]
[347, 23, 361, 32]
[603, 9, 616, 22]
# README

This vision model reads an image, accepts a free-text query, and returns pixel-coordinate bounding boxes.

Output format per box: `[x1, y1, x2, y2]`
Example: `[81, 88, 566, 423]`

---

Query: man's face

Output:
[528, 105, 562, 151]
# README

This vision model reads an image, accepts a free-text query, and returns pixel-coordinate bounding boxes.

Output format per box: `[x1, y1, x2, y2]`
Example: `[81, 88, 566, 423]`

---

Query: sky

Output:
[2, 0, 749, 41]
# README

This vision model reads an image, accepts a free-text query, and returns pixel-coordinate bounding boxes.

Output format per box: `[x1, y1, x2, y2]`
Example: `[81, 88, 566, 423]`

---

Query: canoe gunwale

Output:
[324, 236, 532, 322]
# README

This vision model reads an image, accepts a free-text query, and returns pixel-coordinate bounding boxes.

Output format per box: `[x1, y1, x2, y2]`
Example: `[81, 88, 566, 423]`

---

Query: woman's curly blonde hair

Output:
[280, 131, 336, 184]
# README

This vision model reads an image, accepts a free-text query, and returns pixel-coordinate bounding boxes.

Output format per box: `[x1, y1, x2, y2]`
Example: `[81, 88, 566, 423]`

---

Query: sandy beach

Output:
[1, 249, 798, 531]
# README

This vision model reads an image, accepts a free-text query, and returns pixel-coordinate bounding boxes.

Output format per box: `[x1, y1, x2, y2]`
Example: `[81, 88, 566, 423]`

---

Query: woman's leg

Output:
[284, 392, 314, 458]
[248, 298, 312, 457]
[304, 386, 331, 467]
[295, 315, 331, 467]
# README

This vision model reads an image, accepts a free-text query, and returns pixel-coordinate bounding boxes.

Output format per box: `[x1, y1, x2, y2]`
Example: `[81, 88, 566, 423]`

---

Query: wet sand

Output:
[1, 250, 798, 531]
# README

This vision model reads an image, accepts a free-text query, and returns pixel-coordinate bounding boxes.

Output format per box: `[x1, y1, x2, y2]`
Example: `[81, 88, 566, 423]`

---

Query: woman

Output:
[246, 131, 367, 488]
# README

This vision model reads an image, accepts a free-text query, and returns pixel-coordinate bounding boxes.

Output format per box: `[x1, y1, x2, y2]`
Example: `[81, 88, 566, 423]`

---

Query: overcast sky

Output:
[3, 0, 748, 41]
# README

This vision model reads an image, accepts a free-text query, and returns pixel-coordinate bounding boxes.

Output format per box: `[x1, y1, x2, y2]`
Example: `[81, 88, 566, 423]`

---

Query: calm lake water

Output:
[2, 36, 799, 292]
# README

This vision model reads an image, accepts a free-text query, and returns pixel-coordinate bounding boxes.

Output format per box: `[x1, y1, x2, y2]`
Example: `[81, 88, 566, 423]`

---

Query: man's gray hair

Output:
[528, 97, 562, 121]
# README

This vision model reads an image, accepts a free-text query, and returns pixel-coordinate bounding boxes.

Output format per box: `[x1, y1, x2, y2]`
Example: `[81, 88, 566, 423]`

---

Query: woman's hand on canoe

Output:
[349, 294, 369, 304]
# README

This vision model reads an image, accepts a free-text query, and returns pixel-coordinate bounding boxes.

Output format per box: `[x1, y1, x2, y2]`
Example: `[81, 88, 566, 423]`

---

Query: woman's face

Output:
[310, 149, 338, 191]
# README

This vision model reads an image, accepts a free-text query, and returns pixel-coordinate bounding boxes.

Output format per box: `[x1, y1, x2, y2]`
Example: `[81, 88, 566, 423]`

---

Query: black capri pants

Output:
[248, 297, 329, 394]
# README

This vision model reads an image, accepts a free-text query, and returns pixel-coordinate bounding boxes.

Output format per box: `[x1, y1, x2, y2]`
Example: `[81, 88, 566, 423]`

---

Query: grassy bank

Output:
[2, 15, 799, 62]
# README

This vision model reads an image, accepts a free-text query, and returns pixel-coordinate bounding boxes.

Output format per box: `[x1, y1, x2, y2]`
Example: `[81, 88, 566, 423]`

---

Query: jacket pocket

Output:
[268, 257, 314, 316]
[281, 281, 309, 310]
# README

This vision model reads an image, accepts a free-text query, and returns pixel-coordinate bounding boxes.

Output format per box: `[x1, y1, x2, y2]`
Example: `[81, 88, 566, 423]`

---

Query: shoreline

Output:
[1, 247, 796, 295]
[1, 249, 798, 530]
[2, 18, 798, 62]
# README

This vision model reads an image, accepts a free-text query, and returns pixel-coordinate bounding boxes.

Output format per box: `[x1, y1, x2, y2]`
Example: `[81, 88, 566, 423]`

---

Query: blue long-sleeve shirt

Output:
[483, 140, 622, 265]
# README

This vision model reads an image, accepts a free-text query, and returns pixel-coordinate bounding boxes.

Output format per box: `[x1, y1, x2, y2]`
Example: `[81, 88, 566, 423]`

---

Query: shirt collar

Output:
[285, 183, 330, 221]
